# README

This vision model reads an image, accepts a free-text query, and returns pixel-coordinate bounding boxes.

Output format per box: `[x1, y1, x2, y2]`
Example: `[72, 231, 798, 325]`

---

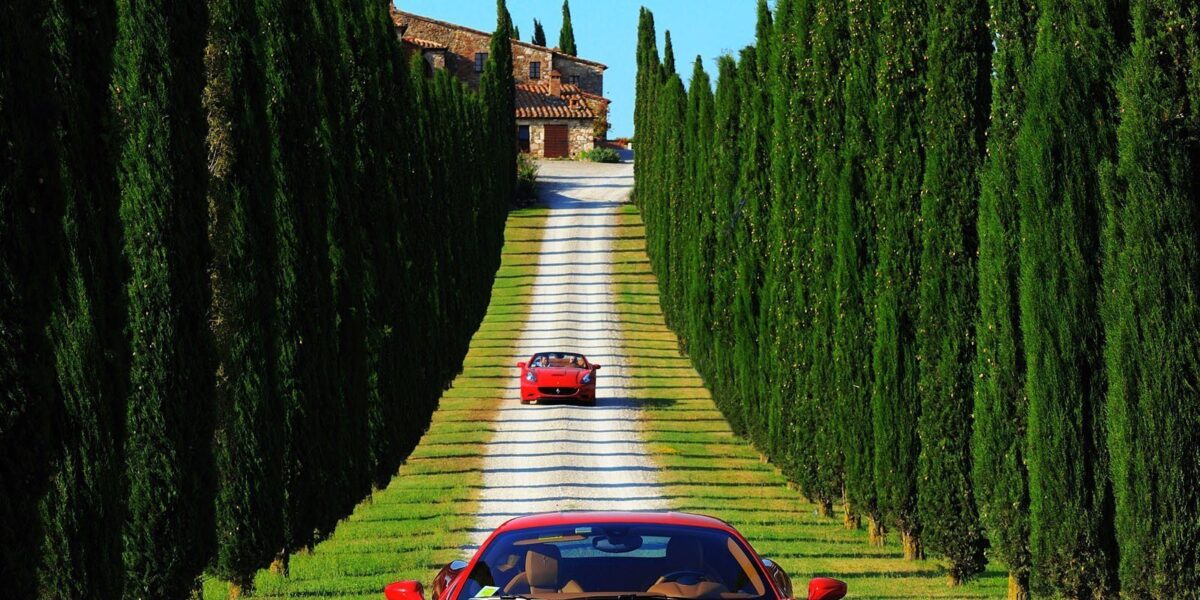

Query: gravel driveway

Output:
[468, 158, 670, 549]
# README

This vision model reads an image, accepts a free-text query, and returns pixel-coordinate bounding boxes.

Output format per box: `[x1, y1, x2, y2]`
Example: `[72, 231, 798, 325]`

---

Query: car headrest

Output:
[666, 536, 704, 569]
[526, 546, 560, 589]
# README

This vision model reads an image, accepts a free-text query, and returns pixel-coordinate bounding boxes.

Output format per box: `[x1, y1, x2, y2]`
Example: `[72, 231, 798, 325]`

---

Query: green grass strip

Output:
[612, 204, 1007, 599]
[203, 205, 550, 600]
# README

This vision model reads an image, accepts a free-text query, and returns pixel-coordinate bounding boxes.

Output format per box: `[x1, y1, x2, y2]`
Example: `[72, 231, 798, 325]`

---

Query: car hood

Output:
[531, 367, 588, 384]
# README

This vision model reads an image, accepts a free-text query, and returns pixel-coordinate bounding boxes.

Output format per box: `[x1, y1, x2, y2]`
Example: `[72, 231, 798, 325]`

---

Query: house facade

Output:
[392, 8, 610, 158]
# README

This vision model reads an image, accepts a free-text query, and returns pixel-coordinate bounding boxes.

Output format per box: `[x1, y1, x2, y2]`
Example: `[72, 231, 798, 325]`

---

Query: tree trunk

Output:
[867, 516, 886, 546]
[817, 500, 834, 518]
[1007, 572, 1029, 600]
[902, 529, 923, 560]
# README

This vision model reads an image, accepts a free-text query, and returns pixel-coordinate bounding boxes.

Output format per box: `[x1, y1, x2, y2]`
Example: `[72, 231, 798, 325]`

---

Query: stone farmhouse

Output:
[391, 7, 610, 158]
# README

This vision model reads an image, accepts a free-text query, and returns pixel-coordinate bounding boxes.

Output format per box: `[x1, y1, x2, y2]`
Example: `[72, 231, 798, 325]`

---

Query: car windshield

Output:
[530, 353, 588, 369]
[454, 523, 774, 600]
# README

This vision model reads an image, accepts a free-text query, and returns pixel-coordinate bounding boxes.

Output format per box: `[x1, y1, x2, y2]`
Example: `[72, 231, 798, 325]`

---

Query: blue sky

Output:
[393, 1, 760, 138]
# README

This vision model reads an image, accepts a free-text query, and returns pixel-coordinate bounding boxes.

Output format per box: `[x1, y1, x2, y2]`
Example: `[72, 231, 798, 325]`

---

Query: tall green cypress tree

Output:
[914, 0, 991, 582]
[733, 2, 774, 451]
[806, 0, 848, 517]
[833, 0, 879, 542]
[112, 0, 216, 594]
[972, 0, 1036, 596]
[558, 0, 577, 56]
[1102, 0, 1200, 595]
[533, 19, 547, 47]
[38, 0, 128, 596]
[662, 31, 676, 77]
[0, 2, 67, 595]
[634, 8, 661, 210]
[1017, 0, 1124, 595]
[870, 0, 927, 560]
[482, 0, 517, 203]
[683, 57, 715, 365]
[204, 0, 284, 591]
[709, 55, 743, 430]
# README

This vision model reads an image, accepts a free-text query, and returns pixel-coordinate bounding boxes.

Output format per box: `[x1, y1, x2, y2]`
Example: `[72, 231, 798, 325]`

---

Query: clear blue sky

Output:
[393, 1, 760, 138]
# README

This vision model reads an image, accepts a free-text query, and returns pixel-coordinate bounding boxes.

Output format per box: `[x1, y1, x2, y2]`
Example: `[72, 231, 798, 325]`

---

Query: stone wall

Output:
[552, 58, 605, 97]
[522, 119, 595, 158]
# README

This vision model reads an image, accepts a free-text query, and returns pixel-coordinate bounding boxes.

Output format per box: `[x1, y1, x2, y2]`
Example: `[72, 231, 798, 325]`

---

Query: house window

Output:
[567, 75, 580, 86]
[474, 52, 488, 72]
[530, 62, 541, 80]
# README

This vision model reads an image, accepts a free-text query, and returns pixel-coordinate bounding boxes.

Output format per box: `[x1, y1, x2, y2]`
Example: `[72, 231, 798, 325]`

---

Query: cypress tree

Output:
[112, 0, 216, 594]
[559, 0, 577, 56]
[870, 0, 926, 560]
[258, 0, 340, 561]
[204, 0, 285, 591]
[732, 2, 773, 450]
[513, 24, 520, 42]
[683, 57, 715, 365]
[662, 31, 676, 77]
[1102, 0, 1200, 595]
[533, 19, 547, 47]
[833, 0, 879, 542]
[710, 55, 743, 430]
[38, 0, 128, 596]
[1017, 0, 1124, 595]
[482, 0, 517, 202]
[0, 1, 67, 595]
[806, 0, 848, 516]
[914, 0, 991, 582]
[972, 0, 1036, 595]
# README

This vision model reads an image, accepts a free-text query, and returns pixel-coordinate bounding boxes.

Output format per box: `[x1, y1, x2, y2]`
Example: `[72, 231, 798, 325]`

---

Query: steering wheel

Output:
[655, 570, 717, 586]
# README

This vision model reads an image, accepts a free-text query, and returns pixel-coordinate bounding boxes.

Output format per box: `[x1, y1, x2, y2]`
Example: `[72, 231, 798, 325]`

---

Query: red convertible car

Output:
[517, 352, 601, 406]
[383, 511, 847, 600]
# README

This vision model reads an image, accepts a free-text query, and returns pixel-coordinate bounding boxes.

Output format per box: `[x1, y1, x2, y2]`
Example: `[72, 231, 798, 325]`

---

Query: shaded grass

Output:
[611, 205, 1006, 599]
[202, 205, 550, 600]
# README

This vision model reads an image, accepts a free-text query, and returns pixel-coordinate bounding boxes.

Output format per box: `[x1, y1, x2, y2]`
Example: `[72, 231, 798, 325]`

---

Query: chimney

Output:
[549, 70, 562, 98]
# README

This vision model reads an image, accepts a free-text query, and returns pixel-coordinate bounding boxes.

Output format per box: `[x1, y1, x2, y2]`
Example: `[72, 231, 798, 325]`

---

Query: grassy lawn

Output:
[611, 204, 1007, 600]
[203, 205, 550, 600]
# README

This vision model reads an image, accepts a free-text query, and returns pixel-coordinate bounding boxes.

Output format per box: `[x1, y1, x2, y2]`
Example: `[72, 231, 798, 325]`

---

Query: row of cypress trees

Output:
[1, 0, 516, 598]
[634, 1, 1198, 597]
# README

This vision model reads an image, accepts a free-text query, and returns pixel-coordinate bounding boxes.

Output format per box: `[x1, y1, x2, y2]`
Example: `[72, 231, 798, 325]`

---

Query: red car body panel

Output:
[518, 353, 599, 405]
[434, 511, 784, 600]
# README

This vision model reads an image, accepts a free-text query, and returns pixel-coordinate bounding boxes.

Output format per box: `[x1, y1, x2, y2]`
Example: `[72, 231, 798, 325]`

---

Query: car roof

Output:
[494, 511, 738, 534]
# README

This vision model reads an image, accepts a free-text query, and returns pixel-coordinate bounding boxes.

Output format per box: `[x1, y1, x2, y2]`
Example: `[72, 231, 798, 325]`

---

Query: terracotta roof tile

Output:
[402, 37, 447, 50]
[393, 10, 608, 70]
[515, 82, 597, 120]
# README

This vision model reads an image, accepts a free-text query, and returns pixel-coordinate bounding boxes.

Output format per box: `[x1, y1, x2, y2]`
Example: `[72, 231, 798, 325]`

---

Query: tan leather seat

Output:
[503, 546, 584, 594]
[647, 537, 728, 598]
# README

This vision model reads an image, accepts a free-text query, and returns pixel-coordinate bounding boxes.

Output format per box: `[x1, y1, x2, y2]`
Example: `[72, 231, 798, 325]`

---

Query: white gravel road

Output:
[467, 158, 671, 549]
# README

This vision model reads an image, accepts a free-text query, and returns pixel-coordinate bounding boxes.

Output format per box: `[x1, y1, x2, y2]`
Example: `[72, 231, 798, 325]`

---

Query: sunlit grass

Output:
[202, 205, 550, 600]
[611, 204, 1006, 599]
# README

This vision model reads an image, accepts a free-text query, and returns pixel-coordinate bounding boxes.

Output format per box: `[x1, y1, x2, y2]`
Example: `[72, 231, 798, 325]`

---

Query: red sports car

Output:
[383, 511, 847, 600]
[517, 352, 601, 406]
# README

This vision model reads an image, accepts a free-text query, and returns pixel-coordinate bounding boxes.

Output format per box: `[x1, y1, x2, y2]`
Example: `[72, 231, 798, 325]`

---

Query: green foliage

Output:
[533, 19, 547, 47]
[112, 0, 217, 595]
[1017, 1, 1124, 595]
[0, 1, 67, 596]
[559, 0, 577, 56]
[914, 0, 991, 582]
[580, 147, 621, 163]
[38, 0, 129, 597]
[971, 0, 1035, 593]
[833, 0, 878, 533]
[1102, 0, 1200, 595]
[869, 0, 927, 554]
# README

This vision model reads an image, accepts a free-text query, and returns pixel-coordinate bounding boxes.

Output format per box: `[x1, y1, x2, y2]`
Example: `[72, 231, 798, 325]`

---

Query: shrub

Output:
[580, 147, 621, 163]
[516, 152, 539, 203]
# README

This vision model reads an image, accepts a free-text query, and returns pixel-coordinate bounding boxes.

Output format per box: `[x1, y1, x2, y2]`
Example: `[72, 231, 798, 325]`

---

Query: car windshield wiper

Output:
[569, 594, 683, 600]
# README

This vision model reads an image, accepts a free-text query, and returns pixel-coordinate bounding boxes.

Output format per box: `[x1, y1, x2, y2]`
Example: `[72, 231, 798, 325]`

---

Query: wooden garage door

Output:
[544, 124, 569, 158]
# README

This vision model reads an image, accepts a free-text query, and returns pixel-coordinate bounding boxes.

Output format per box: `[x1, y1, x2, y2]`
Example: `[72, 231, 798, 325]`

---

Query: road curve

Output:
[467, 159, 671, 549]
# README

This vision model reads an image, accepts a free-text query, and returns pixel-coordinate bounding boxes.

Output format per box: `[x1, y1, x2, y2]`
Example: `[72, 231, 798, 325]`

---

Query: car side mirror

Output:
[430, 560, 469, 600]
[517, 362, 526, 369]
[384, 580, 425, 600]
[806, 577, 847, 600]
[592, 364, 601, 370]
